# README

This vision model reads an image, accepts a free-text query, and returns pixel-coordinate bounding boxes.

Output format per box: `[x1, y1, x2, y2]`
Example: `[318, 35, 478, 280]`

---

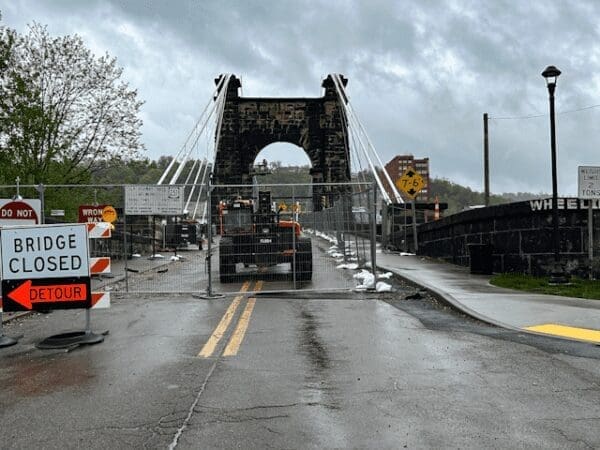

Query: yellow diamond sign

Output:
[395, 167, 425, 199]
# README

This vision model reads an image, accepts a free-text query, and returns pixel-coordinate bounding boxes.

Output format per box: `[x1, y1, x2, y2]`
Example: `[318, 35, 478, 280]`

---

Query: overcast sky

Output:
[4, 0, 600, 195]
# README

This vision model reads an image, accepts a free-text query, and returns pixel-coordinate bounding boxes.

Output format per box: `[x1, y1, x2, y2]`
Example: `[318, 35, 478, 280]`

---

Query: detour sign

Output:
[2, 278, 90, 311]
[0, 224, 91, 312]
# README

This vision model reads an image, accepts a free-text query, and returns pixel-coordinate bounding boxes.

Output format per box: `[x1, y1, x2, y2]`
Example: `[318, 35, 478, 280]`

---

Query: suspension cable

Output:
[157, 74, 229, 185]
[331, 74, 394, 203]
[334, 74, 403, 203]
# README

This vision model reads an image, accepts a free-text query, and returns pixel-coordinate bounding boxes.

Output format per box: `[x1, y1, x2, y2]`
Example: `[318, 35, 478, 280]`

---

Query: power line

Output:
[490, 103, 600, 120]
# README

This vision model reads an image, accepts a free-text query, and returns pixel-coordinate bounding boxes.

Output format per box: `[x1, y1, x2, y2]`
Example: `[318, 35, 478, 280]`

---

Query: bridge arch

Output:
[253, 142, 312, 171]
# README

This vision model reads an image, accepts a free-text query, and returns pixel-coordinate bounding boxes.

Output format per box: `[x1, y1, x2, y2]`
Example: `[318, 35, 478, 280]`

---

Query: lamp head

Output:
[542, 65, 561, 86]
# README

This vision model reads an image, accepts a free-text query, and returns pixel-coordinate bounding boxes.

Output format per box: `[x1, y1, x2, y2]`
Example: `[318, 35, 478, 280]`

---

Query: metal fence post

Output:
[411, 199, 418, 253]
[36, 183, 45, 224]
[381, 201, 388, 250]
[123, 185, 129, 293]
[206, 176, 213, 297]
[292, 185, 297, 289]
[589, 202, 594, 280]
[351, 192, 361, 264]
[370, 183, 378, 284]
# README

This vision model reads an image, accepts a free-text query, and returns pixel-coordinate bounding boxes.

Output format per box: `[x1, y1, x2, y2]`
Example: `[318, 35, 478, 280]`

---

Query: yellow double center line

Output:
[198, 280, 262, 358]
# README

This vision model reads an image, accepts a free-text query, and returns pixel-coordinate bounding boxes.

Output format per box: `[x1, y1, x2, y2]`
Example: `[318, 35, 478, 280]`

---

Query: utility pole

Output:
[483, 113, 490, 207]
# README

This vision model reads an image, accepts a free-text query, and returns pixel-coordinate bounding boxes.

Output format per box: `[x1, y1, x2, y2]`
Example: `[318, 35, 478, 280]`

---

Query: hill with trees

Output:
[429, 178, 546, 215]
[86, 159, 543, 216]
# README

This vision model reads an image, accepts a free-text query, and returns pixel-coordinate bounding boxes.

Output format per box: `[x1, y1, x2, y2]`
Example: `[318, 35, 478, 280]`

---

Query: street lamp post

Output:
[542, 65, 568, 284]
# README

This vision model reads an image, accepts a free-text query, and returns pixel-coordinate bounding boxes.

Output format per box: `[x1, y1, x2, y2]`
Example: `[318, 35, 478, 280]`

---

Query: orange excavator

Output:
[217, 191, 312, 283]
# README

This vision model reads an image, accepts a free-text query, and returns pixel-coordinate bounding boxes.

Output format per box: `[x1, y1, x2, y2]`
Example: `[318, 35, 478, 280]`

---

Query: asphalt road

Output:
[2, 245, 600, 449]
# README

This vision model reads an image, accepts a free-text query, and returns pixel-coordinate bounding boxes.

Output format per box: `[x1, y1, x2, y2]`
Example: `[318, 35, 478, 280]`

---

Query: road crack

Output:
[167, 360, 218, 450]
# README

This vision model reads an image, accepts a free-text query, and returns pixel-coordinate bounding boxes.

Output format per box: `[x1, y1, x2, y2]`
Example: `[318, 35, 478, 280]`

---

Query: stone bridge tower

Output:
[212, 74, 351, 210]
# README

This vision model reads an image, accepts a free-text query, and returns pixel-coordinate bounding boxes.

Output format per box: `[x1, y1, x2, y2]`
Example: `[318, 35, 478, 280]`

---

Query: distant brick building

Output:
[383, 155, 430, 203]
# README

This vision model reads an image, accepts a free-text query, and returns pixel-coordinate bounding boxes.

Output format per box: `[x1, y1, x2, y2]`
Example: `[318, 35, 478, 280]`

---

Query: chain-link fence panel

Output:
[0, 183, 210, 294]
[0, 182, 378, 295]
[382, 203, 430, 253]
[207, 182, 377, 294]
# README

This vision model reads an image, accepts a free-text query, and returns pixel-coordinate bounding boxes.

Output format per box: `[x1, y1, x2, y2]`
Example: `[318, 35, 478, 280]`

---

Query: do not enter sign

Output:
[0, 224, 91, 312]
[0, 199, 40, 225]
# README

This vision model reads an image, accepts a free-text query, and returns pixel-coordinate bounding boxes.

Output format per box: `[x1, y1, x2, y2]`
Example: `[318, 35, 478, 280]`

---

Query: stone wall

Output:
[414, 198, 600, 276]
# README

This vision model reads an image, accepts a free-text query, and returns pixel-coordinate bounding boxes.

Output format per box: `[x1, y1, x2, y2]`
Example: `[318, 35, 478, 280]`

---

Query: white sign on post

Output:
[0, 224, 90, 280]
[578, 166, 600, 199]
[578, 166, 599, 280]
[124, 185, 185, 215]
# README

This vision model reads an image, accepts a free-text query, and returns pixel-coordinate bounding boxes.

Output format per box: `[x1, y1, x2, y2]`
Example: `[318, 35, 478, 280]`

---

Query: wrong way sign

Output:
[0, 224, 91, 312]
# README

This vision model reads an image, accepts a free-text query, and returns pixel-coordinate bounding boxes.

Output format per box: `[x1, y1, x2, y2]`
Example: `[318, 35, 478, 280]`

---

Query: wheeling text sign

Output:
[0, 224, 91, 312]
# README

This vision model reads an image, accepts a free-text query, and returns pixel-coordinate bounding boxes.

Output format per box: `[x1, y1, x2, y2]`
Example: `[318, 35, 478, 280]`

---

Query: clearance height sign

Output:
[0, 224, 91, 312]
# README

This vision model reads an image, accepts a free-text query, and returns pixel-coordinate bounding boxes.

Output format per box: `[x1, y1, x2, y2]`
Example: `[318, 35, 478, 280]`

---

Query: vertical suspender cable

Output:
[193, 160, 210, 220]
[331, 74, 391, 204]
[157, 74, 229, 185]
[187, 159, 205, 214]
[333, 74, 403, 204]
[168, 90, 222, 184]
[333, 77, 369, 193]
[183, 159, 204, 213]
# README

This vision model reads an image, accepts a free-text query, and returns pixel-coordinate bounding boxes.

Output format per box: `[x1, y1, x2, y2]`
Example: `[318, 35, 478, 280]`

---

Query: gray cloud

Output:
[4, 0, 600, 195]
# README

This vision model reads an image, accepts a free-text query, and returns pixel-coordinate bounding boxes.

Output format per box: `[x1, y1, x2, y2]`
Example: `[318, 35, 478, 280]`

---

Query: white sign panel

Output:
[124, 185, 185, 215]
[578, 166, 600, 199]
[0, 198, 41, 225]
[0, 224, 90, 280]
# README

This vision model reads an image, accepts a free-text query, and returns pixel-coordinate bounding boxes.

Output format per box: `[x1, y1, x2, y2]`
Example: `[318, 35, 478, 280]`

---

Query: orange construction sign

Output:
[2, 278, 91, 312]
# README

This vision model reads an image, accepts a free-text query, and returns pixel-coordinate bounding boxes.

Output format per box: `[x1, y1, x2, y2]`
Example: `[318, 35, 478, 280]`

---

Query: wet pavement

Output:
[377, 252, 600, 343]
[1, 242, 600, 448]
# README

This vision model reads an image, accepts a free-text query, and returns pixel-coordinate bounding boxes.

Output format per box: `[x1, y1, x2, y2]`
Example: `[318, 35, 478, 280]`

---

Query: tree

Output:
[0, 21, 144, 185]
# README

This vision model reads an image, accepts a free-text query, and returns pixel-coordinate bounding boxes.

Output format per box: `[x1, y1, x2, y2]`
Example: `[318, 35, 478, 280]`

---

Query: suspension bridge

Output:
[155, 73, 403, 223]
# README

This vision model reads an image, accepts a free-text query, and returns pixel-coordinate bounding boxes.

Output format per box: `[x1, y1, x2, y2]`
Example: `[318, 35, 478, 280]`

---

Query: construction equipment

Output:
[218, 191, 312, 283]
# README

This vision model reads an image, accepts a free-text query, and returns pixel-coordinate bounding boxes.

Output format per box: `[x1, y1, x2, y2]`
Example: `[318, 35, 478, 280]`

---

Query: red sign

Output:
[78, 204, 107, 223]
[0, 200, 39, 224]
[1, 278, 91, 312]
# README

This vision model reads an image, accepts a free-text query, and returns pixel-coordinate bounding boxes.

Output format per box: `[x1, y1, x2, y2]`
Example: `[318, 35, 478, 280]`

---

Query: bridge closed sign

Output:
[0, 224, 91, 312]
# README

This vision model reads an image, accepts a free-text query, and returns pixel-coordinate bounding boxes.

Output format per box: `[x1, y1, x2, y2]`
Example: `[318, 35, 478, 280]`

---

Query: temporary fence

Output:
[381, 203, 431, 253]
[0, 182, 379, 295]
[206, 182, 378, 294]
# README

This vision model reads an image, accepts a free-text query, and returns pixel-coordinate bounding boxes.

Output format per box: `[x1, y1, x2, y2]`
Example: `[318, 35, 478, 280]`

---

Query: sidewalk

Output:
[377, 252, 600, 345]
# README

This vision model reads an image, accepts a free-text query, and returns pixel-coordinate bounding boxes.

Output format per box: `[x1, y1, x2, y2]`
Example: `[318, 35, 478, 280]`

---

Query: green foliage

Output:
[91, 157, 171, 185]
[0, 20, 144, 185]
[254, 162, 312, 199]
[490, 273, 600, 300]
